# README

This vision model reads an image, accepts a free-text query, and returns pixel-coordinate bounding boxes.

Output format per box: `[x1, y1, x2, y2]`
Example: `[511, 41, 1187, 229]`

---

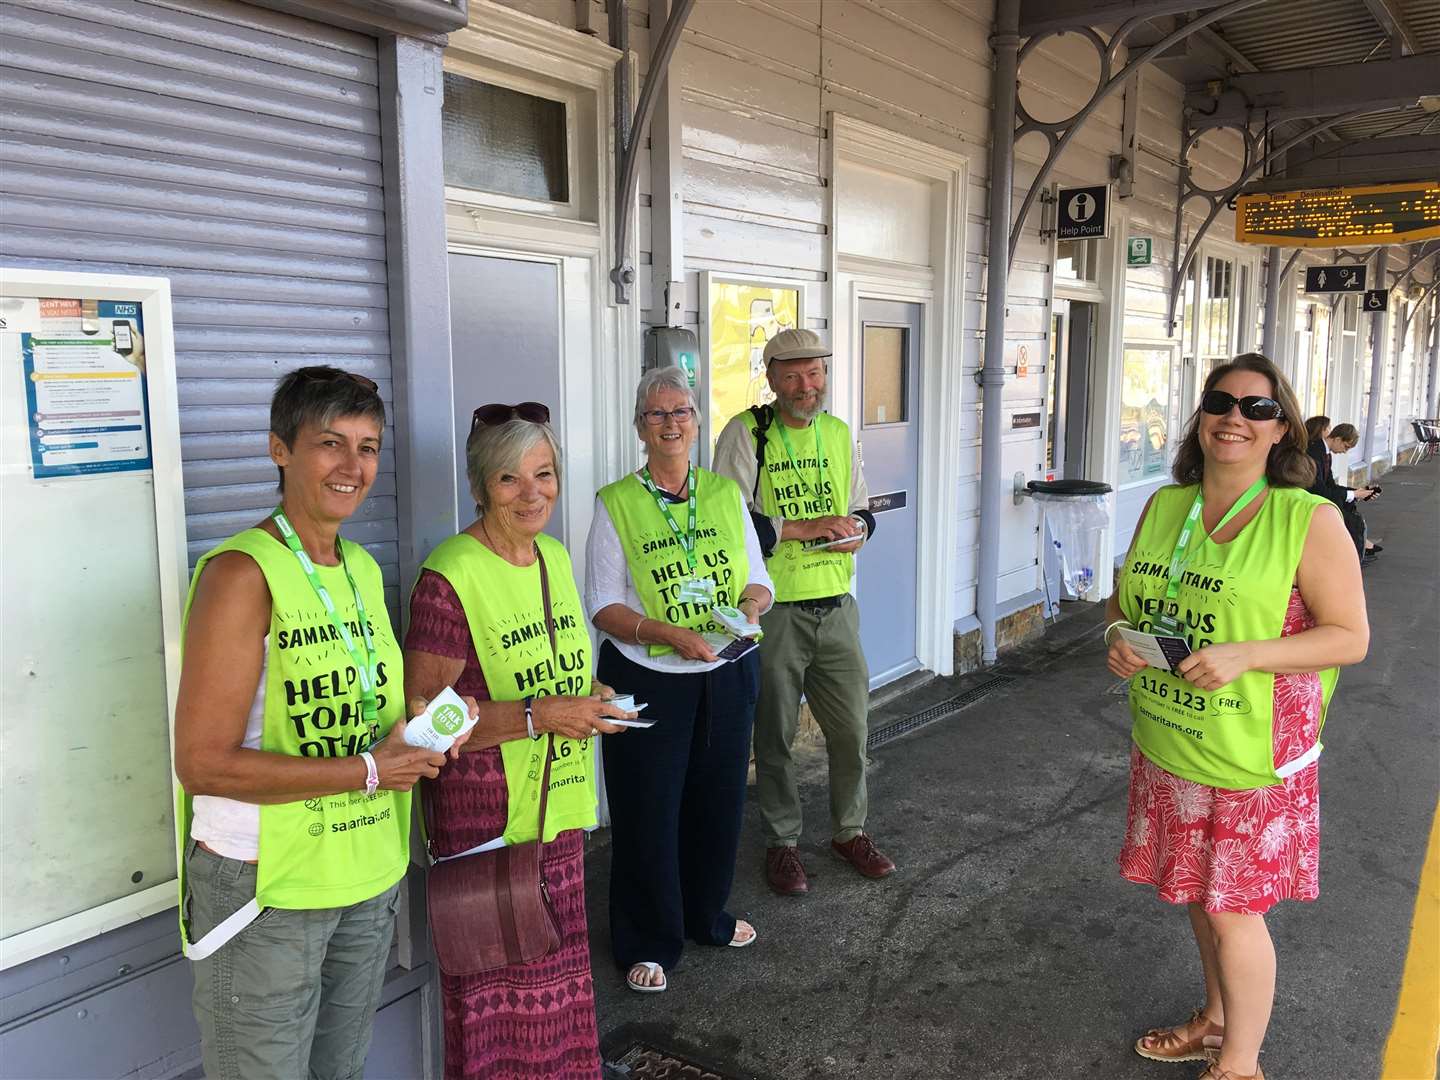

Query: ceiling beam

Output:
[1018, 0, 1227, 36]
[1363, 0, 1420, 58]
[1187, 52, 1440, 127]
[1240, 133, 1440, 190]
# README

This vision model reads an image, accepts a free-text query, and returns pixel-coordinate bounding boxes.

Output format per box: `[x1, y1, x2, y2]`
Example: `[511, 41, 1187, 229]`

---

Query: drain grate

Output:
[866, 673, 1013, 749]
[604, 1041, 741, 1079]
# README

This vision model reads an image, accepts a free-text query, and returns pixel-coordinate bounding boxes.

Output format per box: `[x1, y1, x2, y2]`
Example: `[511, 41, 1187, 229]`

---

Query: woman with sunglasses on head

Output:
[174, 367, 459, 1080]
[583, 366, 774, 994]
[402, 402, 633, 1079]
[1106, 354, 1369, 1080]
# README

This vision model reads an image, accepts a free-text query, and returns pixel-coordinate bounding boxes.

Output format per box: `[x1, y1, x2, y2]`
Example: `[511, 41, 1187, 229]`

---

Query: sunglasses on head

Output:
[1200, 389, 1284, 422]
[295, 367, 379, 394]
[471, 401, 551, 431]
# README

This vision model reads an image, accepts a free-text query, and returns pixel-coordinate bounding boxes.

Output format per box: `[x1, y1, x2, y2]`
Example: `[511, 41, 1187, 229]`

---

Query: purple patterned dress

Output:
[407, 570, 603, 1080]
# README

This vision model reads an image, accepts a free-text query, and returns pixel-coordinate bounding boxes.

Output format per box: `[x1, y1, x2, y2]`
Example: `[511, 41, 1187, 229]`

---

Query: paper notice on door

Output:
[1116, 626, 1193, 673]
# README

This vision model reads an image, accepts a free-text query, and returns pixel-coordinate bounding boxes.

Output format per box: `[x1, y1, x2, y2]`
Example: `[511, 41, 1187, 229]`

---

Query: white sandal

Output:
[626, 961, 667, 994]
[728, 920, 757, 948]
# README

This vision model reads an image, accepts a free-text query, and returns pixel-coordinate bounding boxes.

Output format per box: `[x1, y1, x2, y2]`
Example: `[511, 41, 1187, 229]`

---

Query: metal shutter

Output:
[0, 0, 399, 605]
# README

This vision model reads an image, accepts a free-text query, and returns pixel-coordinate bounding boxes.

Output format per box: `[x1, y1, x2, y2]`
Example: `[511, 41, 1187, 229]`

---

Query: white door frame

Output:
[443, 2, 640, 574]
[829, 114, 969, 679]
[1068, 200, 1128, 600]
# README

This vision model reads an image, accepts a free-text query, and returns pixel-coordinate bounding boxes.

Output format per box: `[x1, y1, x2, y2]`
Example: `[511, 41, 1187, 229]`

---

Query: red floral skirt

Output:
[1118, 589, 1322, 915]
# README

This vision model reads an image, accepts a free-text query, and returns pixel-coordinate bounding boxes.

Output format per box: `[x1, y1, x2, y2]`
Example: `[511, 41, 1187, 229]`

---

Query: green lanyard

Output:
[775, 421, 829, 511]
[1162, 476, 1269, 612]
[272, 508, 380, 745]
[639, 466, 698, 575]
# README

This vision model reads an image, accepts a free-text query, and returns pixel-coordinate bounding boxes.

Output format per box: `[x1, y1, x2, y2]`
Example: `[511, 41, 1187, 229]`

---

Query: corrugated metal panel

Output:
[1214, 0, 1388, 70]
[0, 0, 396, 590]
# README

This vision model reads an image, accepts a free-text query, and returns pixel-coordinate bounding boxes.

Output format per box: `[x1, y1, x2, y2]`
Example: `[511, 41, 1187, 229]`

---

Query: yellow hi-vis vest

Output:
[742, 410, 854, 602]
[597, 468, 750, 656]
[1120, 483, 1339, 789]
[419, 532, 597, 844]
[176, 529, 409, 957]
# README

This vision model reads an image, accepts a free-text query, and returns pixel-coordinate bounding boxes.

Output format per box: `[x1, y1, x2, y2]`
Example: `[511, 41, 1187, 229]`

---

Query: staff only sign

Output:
[1056, 184, 1111, 240]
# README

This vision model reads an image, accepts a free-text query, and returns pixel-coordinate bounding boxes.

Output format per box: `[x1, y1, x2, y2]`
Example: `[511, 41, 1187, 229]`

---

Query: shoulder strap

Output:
[748, 404, 773, 501]
[534, 545, 557, 838]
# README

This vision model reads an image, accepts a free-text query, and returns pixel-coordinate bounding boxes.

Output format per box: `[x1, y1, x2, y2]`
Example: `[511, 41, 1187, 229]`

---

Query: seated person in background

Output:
[1304, 418, 1377, 563]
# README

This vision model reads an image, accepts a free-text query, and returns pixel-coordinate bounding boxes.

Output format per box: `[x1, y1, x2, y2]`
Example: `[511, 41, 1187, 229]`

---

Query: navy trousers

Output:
[597, 640, 759, 971]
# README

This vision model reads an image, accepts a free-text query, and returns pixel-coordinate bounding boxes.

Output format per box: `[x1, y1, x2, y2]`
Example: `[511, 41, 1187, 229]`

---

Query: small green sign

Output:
[1127, 237, 1153, 267]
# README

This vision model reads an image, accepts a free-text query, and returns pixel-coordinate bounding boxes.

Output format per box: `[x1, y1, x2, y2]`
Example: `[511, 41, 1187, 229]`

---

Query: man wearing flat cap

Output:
[713, 328, 895, 897]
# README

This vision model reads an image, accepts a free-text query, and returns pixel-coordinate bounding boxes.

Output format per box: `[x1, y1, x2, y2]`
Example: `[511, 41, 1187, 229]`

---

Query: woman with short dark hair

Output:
[1105, 353, 1369, 1080]
[174, 366, 454, 1080]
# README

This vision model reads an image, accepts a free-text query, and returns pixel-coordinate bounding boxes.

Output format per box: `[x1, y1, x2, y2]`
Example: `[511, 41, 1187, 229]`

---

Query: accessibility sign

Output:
[1363, 289, 1389, 312]
[1057, 184, 1111, 240]
[1303, 265, 1366, 293]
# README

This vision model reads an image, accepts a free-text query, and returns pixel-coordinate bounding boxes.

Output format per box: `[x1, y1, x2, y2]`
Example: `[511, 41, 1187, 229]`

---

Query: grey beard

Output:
[780, 388, 827, 423]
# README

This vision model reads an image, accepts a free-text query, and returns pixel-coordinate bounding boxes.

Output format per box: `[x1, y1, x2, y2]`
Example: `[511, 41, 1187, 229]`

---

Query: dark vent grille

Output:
[604, 1041, 743, 1079]
[867, 674, 1013, 750]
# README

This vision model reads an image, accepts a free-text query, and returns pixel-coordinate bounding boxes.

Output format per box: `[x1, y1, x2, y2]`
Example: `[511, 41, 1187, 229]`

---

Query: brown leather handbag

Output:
[423, 548, 564, 976]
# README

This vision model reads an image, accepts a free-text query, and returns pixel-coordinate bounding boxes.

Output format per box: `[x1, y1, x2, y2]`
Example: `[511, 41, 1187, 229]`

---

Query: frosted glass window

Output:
[1201, 256, 1234, 358]
[1056, 239, 1096, 282]
[442, 74, 568, 202]
[1119, 347, 1172, 485]
[862, 326, 907, 425]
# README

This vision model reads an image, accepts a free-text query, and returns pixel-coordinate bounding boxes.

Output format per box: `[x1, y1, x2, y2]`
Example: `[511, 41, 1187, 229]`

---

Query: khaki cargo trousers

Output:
[753, 594, 870, 847]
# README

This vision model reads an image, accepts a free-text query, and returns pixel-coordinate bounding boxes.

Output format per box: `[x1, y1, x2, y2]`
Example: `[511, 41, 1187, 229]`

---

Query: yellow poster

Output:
[705, 281, 800, 453]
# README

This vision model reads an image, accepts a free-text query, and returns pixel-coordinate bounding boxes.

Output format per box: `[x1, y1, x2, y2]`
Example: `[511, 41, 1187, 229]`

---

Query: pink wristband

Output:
[360, 751, 379, 796]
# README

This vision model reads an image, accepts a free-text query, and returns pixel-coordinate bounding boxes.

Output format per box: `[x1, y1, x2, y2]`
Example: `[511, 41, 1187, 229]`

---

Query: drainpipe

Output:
[977, 0, 1020, 666]
[1361, 245, 1389, 483]
[1261, 245, 1281, 359]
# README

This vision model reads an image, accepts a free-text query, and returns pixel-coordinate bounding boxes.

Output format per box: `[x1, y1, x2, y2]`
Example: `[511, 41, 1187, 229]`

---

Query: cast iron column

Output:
[1361, 246, 1389, 482]
[978, 0, 1020, 665]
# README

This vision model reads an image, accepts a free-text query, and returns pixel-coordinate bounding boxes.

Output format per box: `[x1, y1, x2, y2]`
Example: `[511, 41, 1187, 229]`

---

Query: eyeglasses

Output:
[641, 406, 696, 426]
[471, 401, 551, 431]
[1200, 390, 1284, 422]
[295, 367, 379, 394]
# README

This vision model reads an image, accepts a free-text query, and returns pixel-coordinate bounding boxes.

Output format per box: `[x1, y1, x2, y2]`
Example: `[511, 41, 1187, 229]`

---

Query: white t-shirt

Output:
[189, 641, 267, 860]
[583, 485, 773, 674]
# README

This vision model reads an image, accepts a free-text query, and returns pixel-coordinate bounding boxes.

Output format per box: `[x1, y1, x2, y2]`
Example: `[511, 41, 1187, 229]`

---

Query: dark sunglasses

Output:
[1200, 389, 1284, 422]
[295, 367, 379, 394]
[471, 401, 551, 431]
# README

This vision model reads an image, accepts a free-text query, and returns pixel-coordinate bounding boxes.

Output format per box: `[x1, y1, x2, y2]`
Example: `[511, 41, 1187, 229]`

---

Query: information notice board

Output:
[0, 270, 186, 969]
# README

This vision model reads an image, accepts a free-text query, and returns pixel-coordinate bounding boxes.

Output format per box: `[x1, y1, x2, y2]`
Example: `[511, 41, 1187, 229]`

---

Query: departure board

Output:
[1235, 182, 1440, 248]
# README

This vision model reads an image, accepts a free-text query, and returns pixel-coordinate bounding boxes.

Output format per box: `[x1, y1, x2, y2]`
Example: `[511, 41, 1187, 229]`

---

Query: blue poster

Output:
[20, 300, 152, 478]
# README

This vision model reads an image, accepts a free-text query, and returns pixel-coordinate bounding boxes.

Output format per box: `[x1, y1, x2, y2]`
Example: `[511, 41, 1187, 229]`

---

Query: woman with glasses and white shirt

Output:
[584, 366, 774, 994]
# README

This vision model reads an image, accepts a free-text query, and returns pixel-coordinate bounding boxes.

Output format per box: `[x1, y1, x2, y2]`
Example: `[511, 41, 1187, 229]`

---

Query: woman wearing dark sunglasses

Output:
[584, 366, 774, 994]
[1105, 353, 1369, 1080]
[402, 403, 634, 1079]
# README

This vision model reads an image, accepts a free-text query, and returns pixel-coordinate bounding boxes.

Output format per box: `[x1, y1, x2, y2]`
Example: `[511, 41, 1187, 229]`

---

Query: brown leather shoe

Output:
[765, 846, 809, 896]
[1199, 1064, 1262, 1080]
[831, 833, 895, 879]
[1134, 1007, 1224, 1063]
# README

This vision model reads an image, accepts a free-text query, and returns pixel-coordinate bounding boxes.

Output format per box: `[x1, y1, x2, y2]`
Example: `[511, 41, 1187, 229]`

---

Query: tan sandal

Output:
[1199, 1064, 1263, 1080]
[1134, 1007, 1224, 1063]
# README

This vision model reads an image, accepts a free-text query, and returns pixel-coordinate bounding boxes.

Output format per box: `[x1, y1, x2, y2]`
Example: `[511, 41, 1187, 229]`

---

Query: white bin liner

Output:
[1032, 492, 1109, 601]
